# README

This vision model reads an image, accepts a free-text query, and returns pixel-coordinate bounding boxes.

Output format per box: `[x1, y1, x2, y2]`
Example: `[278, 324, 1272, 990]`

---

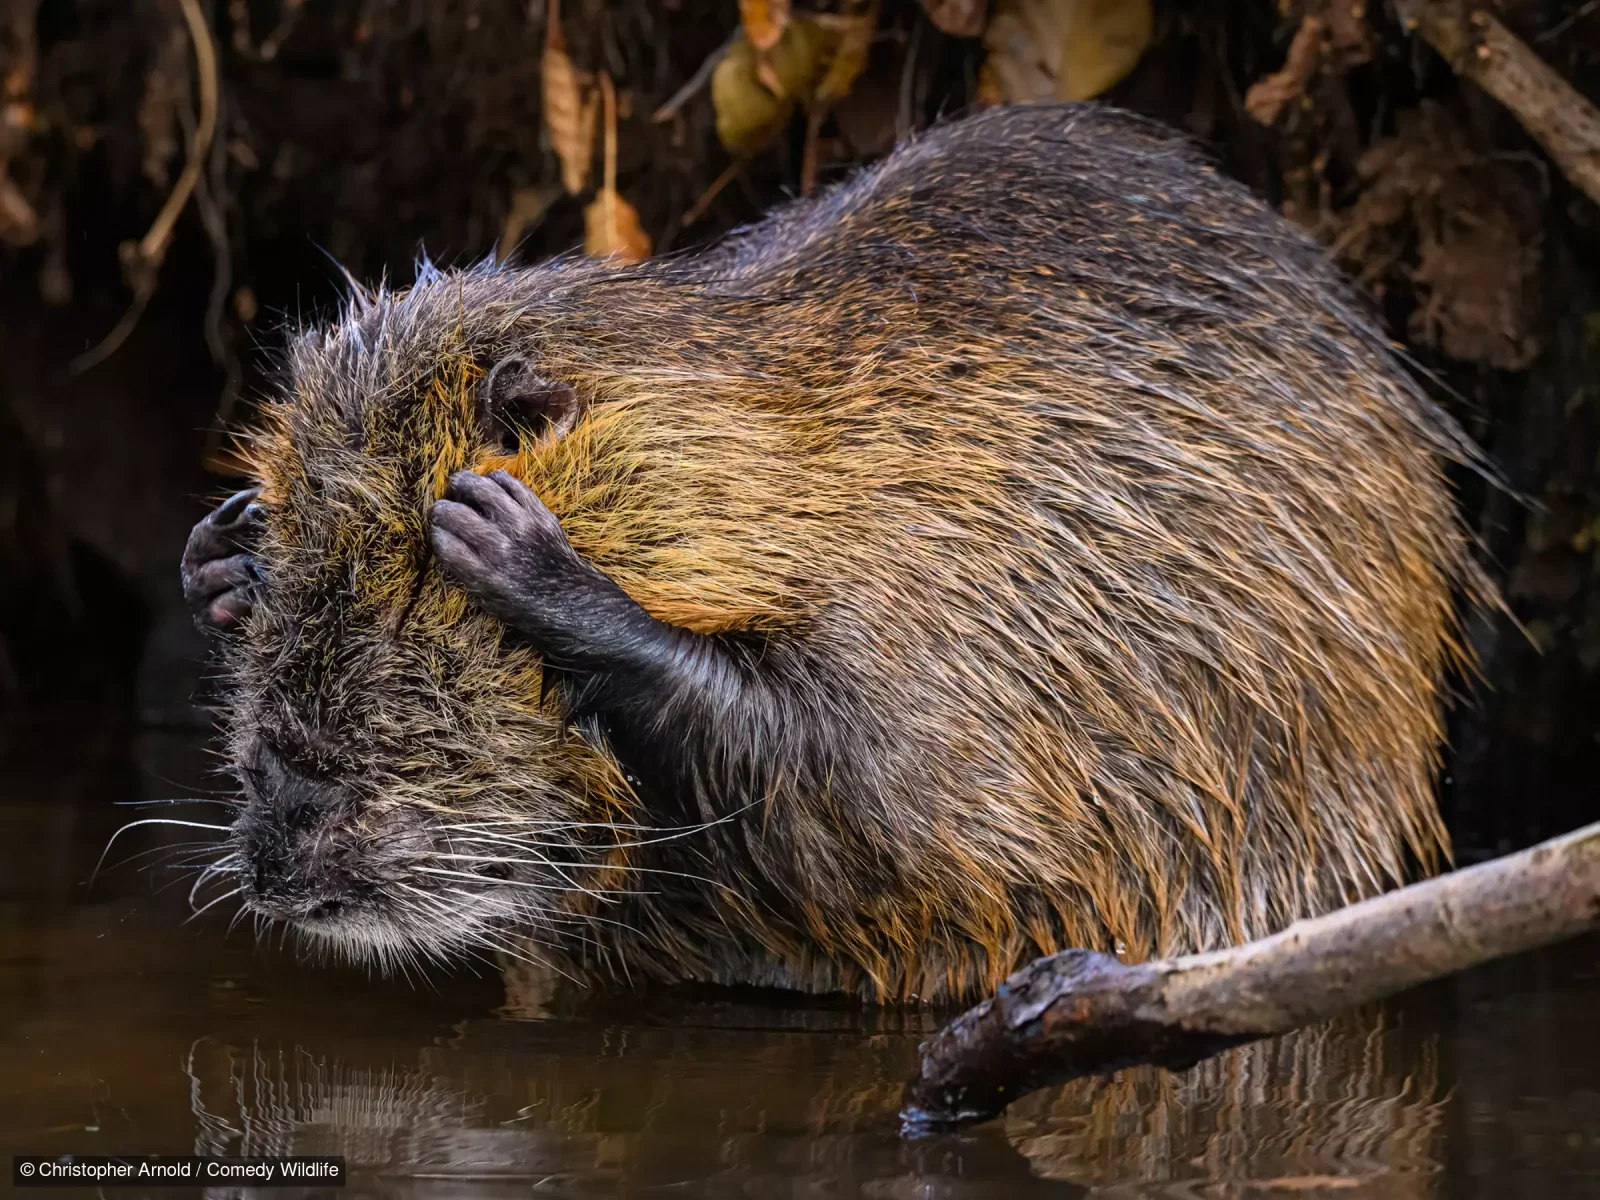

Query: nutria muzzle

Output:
[232, 738, 371, 922]
[229, 734, 547, 961]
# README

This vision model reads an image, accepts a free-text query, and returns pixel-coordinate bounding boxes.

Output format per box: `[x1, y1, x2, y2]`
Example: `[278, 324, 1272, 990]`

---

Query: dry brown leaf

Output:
[919, 0, 987, 37]
[712, 18, 829, 156]
[585, 189, 651, 262]
[1245, 14, 1323, 126]
[584, 74, 651, 264]
[979, 0, 1152, 105]
[1246, 3, 1373, 128]
[740, 0, 792, 53]
[542, 0, 597, 194]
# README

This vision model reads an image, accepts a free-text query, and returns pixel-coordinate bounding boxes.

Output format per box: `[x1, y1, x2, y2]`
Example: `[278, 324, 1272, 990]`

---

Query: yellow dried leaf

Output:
[584, 189, 651, 262]
[542, 0, 597, 194]
[980, 0, 1151, 105]
[1055, 0, 1151, 101]
[755, 55, 785, 96]
[712, 18, 829, 156]
[713, 45, 787, 155]
[740, 0, 791, 53]
[815, 7, 877, 107]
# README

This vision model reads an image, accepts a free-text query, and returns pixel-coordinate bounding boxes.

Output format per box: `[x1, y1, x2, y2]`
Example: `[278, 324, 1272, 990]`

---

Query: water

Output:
[3, 728, 1599, 1198]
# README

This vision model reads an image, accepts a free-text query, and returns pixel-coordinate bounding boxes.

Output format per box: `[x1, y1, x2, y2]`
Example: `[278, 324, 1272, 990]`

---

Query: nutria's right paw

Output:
[430, 469, 651, 668]
[181, 487, 265, 632]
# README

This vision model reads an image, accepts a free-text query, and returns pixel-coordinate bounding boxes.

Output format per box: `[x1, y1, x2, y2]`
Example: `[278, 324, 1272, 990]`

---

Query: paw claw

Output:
[489, 469, 546, 515]
[182, 488, 266, 633]
[212, 486, 263, 527]
[451, 470, 518, 519]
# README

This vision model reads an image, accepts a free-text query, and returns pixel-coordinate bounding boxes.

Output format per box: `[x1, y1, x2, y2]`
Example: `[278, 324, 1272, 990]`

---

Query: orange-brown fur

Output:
[229, 104, 1490, 1002]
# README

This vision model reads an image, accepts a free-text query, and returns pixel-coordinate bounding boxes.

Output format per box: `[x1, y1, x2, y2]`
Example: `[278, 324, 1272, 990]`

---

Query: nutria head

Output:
[222, 266, 623, 968]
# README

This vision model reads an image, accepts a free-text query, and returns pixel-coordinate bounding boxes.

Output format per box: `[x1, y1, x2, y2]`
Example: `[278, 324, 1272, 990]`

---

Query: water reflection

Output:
[175, 1006, 1448, 1198]
[1010, 1015, 1445, 1195]
[182, 1008, 1064, 1198]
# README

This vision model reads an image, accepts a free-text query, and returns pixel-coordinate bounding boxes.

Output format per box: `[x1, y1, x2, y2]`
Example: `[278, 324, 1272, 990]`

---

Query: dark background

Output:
[1, 0, 1596, 856]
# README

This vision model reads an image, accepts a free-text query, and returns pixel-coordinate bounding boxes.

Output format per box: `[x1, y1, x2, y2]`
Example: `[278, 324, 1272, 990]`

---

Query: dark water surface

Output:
[3, 730, 1599, 1198]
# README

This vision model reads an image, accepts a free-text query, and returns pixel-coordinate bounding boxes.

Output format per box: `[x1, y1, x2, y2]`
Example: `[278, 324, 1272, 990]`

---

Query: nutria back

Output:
[212, 103, 1489, 1002]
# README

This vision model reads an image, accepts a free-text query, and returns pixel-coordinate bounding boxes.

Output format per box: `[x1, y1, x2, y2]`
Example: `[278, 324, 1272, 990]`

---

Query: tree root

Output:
[71, 0, 218, 374]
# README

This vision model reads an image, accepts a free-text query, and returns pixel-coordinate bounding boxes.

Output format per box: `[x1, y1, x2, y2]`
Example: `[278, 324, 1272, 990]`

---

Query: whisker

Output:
[464, 925, 581, 984]
[226, 903, 254, 936]
[114, 797, 241, 809]
[437, 814, 740, 844]
[94, 817, 235, 886]
[433, 851, 721, 890]
[186, 886, 243, 922]
[189, 858, 240, 910]
[412, 865, 649, 900]
[100, 839, 222, 876]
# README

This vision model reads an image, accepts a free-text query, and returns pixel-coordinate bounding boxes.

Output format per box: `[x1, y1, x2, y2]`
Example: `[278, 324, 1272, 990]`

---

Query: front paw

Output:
[181, 487, 265, 632]
[430, 470, 628, 660]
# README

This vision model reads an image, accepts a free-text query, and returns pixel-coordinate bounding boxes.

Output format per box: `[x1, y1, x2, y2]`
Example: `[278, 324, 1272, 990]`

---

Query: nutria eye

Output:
[478, 355, 580, 452]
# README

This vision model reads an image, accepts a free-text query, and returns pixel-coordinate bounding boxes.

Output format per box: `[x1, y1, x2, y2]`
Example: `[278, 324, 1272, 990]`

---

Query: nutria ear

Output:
[478, 356, 582, 452]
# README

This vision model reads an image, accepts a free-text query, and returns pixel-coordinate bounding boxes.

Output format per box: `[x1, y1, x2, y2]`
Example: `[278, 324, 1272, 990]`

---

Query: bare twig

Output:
[901, 819, 1600, 1133]
[681, 158, 743, 227]
[1536, 0, 1599, 44]
[193, 94, 244, 458]
[72, 0, 219, 374]
[1399, 0, 1600, 206]
[801, 105, 825, 196]
[652, 35, 734, 124]
[897, 15, 924, 142]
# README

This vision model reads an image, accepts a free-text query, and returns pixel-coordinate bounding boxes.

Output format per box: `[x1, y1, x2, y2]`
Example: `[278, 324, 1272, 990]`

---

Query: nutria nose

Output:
[235, 738, 361, 920]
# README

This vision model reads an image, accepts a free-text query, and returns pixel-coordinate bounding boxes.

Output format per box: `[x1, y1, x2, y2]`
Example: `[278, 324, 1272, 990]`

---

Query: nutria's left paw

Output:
[182, 487, 266, 632]
[430, 470, 632, 660]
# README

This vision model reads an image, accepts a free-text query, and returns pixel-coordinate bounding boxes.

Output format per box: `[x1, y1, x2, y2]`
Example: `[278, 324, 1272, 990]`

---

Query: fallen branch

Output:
[901, 819, 1600, 1133]
[1399, 0, 1600, 207]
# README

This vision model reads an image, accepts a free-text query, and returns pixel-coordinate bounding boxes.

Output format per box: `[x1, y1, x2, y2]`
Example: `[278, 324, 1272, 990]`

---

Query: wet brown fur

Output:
[229, 104, 1491, 1002]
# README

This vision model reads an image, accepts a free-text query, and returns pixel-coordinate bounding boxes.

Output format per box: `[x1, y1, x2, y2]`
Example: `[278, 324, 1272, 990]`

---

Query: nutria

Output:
[181, 104, 1489, 1002]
